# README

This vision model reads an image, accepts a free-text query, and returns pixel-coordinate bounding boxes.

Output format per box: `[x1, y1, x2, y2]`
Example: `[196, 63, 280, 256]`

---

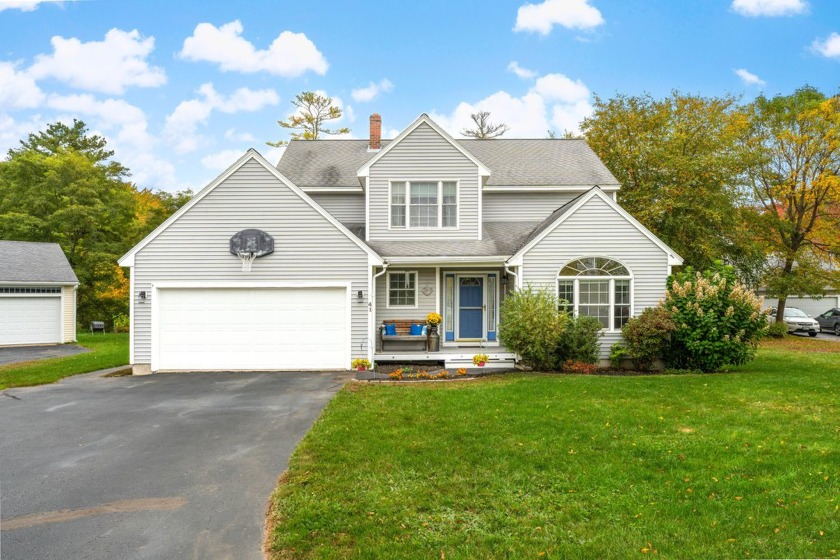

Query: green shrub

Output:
[767, 321, 788, 338]
[621, 307, 677, 371]
[609, 343, 629, 369]
[499, 286, 569, 371]
[556, 315, 602, 365]
[113, 313, 130, 333]
[664, 262, 767, 373]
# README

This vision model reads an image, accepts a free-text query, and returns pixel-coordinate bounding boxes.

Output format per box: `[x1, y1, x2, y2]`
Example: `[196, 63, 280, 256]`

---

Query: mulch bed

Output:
[357, 362, 513, 382]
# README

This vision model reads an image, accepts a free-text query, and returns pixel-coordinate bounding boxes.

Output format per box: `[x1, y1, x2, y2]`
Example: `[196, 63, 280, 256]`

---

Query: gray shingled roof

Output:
[0, 241, 78, 283]
[344, 222, 542, 258]
[275, 138, 618, 189]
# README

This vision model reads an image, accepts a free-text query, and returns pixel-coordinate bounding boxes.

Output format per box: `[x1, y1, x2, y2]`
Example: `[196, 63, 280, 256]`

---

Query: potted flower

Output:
[473, 354, 489, 367]
[352, 358, 371, 372]
[426, 312, 442, 331]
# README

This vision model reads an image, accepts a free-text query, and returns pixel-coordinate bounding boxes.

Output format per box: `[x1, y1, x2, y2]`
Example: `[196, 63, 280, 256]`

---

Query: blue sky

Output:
[1, 0, 838, 192]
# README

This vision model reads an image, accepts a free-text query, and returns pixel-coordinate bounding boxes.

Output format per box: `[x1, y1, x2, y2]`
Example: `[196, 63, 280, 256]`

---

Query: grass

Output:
[267, 337, 840, 559]
[0, 333, 129, 390]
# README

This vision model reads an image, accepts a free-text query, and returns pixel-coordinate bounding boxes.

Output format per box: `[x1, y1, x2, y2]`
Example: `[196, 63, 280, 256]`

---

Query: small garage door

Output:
[0, 296, 62, 345]
[155, 287, 348, 371]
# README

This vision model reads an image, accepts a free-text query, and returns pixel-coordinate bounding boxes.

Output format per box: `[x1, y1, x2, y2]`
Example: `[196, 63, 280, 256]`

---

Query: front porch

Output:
[371, 262, 517, 368]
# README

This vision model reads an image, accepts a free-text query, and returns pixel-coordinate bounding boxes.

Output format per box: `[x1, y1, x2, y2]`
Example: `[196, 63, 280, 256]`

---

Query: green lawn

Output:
[0, 333, 129, 390]
[267, 337, 840, 559]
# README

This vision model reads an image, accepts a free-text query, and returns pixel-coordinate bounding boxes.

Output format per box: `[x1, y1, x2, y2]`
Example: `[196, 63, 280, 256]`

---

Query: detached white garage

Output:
[0, 241, 78, 347]
[153, 285, 349, 371]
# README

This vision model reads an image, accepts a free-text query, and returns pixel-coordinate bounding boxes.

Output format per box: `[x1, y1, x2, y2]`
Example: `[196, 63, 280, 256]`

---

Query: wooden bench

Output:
[380, 319, 428, 351]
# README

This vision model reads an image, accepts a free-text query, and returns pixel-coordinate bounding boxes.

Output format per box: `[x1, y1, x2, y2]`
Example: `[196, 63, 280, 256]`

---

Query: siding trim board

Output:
[119, 149, 383, 268]
[484, 185, 620, 192]
[358, 114, 491, 179]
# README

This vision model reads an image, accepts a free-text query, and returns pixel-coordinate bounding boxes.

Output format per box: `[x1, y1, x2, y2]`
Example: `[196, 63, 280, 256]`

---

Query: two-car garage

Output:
[152, 286, 350, 371]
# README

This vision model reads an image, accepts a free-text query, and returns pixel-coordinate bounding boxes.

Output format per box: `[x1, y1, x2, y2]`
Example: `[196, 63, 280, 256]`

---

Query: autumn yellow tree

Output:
[740, 87, 840, 320]
[580, 92, 757, 272]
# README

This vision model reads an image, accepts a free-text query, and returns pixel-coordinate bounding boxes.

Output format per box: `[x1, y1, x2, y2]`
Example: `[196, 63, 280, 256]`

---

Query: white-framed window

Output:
[390, 181, 458, 229]
[557, 257, 632, 330]
[387, 271, 418, 308]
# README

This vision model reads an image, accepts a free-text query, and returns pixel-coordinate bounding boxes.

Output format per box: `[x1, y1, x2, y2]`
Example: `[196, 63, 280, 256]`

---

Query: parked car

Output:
[816, 308, 840, 336]
[769, 307, 820, 337]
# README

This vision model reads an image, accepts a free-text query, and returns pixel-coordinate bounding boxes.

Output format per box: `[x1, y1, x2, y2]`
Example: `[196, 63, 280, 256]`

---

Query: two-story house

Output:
[119, 113, 681, 374]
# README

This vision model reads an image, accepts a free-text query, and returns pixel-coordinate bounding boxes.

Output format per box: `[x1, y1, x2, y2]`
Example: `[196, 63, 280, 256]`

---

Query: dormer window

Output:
[390, 181, 458, 229]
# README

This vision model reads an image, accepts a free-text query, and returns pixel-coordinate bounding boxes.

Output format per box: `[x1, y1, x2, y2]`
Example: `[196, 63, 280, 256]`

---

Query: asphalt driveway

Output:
[0, 344, 89, 365]
[0, 370, 347, 560]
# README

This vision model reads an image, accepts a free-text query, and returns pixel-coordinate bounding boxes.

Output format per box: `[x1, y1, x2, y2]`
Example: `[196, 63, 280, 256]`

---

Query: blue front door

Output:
[458, 277, 484, 340]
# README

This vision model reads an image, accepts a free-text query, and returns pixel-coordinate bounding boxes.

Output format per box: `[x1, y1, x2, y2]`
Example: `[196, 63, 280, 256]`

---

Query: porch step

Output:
[443, 355, 516, 370]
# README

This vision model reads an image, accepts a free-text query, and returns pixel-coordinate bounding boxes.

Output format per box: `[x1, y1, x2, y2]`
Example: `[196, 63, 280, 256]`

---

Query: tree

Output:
[461, 111, 509, 139]
[580, 92, 756, 272]
[0, 120, 191, 328]
[740, 87, 840, 321]
[267, 91, 349, 147]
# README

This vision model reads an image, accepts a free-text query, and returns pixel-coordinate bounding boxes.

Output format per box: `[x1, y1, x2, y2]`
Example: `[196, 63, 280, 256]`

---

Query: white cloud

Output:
[179, 20, 327, 77]
[201, 149, 246, 171]
[351, 79, 394, 103]
[46, 93, 146, 126]
[263, 145, 286, 166]
[811, 32, 840, 59]
[431, 72, 592, 138]
[507, 61, 537, 79]
[163, 83, 280, 154]
[0, 62, 44, 109]
[532, 73, 590, 103]
[731, 0, 807, 16]
[514, 0, 604, 35]
[734, 68, 766, 86]
[28, 28, 166, 94]
[0, 0, 75, 12]
[383, 127, 401, 139]
[224, 128, 256, 143]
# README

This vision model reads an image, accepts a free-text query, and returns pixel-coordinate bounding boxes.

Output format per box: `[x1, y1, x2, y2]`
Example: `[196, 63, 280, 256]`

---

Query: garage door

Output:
[155, 287, 348, 371]
[0, 297, 62, 345]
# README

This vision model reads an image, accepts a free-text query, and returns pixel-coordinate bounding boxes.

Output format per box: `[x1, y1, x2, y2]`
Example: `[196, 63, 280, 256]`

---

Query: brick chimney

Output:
[369, 113, 381, 151]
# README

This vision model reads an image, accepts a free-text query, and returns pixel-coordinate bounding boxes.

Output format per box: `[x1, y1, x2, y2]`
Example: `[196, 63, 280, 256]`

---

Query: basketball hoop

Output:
[237, 251, 257, 272]
[230, 229, 274, 272]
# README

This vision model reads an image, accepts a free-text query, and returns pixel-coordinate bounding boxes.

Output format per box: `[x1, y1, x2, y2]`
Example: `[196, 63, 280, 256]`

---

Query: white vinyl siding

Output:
[368, 123, 479, 240]
[132, 159, 370, 367]
[63, 285, 76, 341]
[521, 195, 670, 359]
[307, 193, 364, 224]
[482, 192, 580, 222]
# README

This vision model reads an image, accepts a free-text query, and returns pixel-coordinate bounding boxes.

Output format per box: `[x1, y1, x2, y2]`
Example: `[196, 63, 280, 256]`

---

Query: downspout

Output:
[370, 261, 389, 366]
[504, 262, 518, 292]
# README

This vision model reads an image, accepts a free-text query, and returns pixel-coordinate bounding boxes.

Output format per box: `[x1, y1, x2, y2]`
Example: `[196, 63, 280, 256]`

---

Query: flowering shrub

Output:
[436, 370, 450, 379]
[664, 263, 767, 372]
[388, 369, 403, 380]
[456, 368, 467, 376]
[621, 307, 677, 371]
[499, 286, 569, 371]
[561, 360, 597, 374]
[417, 372, 431, 380]
[426, 312, 442, 326]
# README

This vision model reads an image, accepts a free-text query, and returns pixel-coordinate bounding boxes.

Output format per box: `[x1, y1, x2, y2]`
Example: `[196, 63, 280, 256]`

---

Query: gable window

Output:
[390, 181, 458, 229]
[557, 257, 632, 330]
[388, 271, 417, 308]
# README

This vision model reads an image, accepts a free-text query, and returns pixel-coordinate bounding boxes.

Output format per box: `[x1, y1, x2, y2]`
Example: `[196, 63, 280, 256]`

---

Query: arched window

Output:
[557, 257, 632, 330]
